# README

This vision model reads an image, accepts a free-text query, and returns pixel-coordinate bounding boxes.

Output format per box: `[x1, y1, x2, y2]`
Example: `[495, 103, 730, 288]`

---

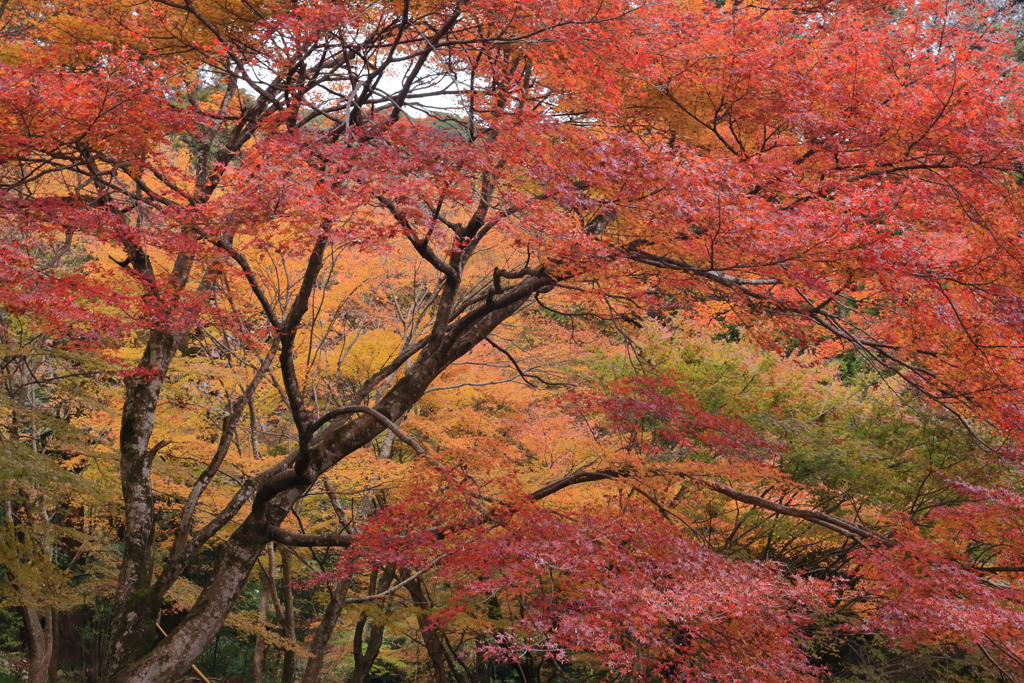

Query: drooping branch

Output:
[484, 337, 540, 387]
[305, 405, 426, 456]
[528, 468, 625, 500]
[625, 247, 780, 290]
[524, 465, 895, 546]
[683, 476, 895, 546]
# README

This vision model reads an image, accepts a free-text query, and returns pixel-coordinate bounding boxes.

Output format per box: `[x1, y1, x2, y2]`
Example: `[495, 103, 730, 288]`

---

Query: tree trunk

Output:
[112, 515, 273, 683]
[299, 580, 349, 683]
[350, 569, 396, 683]
[103, 330, 182, 680]
[258, 543, 296, 681]
[408, 578, 447, 683]
[21, 603, 55, 683]
[253, 579, 269, 683]
[47, 608, 59, 683]
[350, 617, 386, 683]
[472, 650, 490, 683]
[281, 550, 298, 683]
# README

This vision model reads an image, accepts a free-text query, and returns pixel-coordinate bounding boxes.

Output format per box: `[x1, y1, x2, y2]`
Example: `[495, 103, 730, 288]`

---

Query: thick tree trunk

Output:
[111, 513, 288, 683]
[103, 330, 182, 680]
[21, 603, 55, 683]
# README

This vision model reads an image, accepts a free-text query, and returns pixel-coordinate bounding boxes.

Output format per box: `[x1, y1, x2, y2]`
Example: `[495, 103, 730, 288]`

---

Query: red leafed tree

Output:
[2, 0, 1024, 681]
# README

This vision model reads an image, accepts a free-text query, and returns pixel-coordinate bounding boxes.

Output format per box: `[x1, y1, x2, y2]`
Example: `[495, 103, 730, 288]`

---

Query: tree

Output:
[2, 0, 1024, 680]
[0, 240, 122, 683]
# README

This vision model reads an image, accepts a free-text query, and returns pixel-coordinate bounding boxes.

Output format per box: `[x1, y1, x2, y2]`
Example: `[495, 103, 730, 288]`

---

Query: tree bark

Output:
[112, 515, 274, 683]
[350, 617, 386, 683]
[408, 578, 447, 683]
[281, 550, 298, 683]
[350, 569, 396, 683]
[103, 329, 183, 680]
[21, 603, 55, 683]
[253, 574, 269, 683]
[47, 608, 58, 683]
[299, 579, 349, 683]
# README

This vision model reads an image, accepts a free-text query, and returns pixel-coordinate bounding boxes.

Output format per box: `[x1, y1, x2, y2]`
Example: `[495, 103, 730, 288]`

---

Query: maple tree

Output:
[2, 0, 1024, 680]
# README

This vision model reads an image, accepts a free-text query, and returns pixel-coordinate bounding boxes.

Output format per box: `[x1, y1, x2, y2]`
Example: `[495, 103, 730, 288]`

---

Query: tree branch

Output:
[267, 526, 353, 547]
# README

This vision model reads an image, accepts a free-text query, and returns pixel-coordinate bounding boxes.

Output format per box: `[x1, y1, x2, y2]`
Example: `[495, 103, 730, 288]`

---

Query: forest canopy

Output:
[2, 0, 1024, 681]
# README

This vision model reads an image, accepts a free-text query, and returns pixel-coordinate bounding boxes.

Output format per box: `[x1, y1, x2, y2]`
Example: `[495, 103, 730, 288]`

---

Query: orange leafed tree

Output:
[2, 0, 1024, 680]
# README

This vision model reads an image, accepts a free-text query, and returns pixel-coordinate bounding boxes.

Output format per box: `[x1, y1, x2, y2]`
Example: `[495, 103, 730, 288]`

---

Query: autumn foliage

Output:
[2, 0, 1024, 680]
